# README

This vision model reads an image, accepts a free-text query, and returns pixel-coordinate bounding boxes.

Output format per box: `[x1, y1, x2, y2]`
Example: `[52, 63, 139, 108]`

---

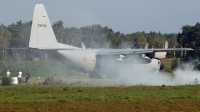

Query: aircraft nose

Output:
[159, 62, 164, 71]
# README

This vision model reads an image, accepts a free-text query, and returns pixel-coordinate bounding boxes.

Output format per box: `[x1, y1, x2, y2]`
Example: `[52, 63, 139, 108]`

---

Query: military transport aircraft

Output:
[29, 4, 193, 78]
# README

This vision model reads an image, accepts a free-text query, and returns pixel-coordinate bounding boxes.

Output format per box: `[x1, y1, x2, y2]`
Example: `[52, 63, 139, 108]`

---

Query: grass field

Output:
[0, 82, 200, 111]
[0, 59, 199, 111]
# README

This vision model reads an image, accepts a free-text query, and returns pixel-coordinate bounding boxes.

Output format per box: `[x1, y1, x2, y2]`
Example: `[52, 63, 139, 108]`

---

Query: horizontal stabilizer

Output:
[7, 47, 29, 50]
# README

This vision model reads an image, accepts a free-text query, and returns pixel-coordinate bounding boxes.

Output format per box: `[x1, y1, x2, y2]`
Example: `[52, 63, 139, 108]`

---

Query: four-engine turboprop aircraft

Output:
[29, 4, 193, 78]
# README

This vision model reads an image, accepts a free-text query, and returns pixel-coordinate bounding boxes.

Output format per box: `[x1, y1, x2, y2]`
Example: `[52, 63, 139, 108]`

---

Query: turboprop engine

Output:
[154, 52, 167, 59]
[115, 54, 165, 72]
[133, 56, 164, 72]
[145, 41, 168, 59]
[146, 52, 167, 59]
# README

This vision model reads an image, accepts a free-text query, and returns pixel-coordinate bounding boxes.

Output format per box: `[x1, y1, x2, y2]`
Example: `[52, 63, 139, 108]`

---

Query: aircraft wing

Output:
[32, 48, 75, 50]
[96, 48, 193, 55]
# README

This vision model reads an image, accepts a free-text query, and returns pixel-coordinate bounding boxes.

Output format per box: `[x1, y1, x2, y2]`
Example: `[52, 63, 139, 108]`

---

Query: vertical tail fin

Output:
[29, 4, 79, 49]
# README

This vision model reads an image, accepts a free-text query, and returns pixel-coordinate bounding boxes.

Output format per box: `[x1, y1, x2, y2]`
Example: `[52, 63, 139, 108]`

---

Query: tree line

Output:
[0, 20, 199, 61]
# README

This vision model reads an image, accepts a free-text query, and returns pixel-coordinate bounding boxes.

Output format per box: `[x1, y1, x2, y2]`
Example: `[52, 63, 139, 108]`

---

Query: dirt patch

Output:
[39, 76, 65, 85]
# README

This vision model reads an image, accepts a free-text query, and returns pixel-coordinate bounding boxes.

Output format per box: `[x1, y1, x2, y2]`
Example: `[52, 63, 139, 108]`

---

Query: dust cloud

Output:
[82, 40, 200, 86]
[116, 59, 200, 86]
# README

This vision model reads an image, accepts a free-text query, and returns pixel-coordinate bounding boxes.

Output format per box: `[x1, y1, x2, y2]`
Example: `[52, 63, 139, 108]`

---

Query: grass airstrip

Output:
[0, 59, 200, 111]
[0, 80, 200, 111]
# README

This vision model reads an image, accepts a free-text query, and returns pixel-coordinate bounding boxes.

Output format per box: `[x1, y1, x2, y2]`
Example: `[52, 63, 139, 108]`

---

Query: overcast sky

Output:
[0, 0, 200, 34]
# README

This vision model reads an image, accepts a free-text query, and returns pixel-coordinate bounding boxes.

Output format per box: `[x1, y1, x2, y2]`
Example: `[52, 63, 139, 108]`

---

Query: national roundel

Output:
[83, 56, 87, 62]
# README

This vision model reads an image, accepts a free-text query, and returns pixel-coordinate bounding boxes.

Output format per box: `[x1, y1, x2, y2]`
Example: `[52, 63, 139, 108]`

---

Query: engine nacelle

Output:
[146, 52, 167, 59]
[154, 52, 167, 59]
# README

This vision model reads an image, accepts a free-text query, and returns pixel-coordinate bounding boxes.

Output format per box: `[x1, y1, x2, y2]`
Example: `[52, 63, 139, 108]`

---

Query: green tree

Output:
[0, 25, 12, 60]
[52, 20, 65, 43]
[153, 36, 166, 48]
[177, 23, 200, 59]
[1, 76, 12, 86]
[134, 32, 146, 44]
[7, 20, 30, 47]
[6, 21, 32, 60]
